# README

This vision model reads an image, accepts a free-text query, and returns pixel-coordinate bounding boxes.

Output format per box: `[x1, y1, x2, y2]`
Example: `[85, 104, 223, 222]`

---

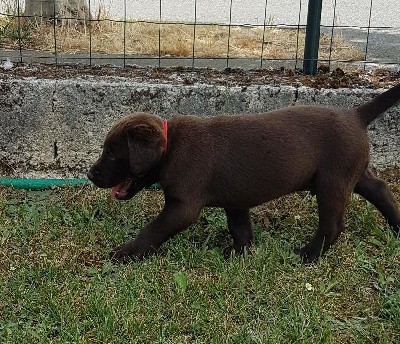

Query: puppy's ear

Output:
[126, 124, 163, 175]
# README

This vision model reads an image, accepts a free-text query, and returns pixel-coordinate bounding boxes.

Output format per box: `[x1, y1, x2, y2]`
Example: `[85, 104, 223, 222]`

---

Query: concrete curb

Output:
[0, 76, 399, 178]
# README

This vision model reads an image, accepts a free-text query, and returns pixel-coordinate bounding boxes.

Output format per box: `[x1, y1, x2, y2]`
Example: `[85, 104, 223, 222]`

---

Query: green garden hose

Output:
[0, 178, 161, 190]
[0, 178, 89, 190]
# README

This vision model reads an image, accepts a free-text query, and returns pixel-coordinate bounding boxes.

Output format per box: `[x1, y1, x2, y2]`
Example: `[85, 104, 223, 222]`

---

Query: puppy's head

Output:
[87, 113, 166, 200]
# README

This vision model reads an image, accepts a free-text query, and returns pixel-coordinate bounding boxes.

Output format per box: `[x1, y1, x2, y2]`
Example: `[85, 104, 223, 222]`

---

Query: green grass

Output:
[0, 179, 399, 343]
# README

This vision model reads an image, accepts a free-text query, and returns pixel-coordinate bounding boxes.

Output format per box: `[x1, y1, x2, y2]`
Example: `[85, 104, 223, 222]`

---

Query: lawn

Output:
[0, 174, 399, 343]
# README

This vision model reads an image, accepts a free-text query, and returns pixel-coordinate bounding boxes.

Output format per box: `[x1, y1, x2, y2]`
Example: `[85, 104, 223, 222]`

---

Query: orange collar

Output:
[162, 119, 168, 152]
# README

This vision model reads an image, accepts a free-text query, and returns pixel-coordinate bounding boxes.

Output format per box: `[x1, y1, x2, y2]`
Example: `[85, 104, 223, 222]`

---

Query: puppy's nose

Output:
[87, 169, 97, 181]
[87, 171, 94, 181]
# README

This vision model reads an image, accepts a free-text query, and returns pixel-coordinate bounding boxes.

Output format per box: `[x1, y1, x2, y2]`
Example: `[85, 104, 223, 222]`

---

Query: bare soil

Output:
[1, 63, 400, 90]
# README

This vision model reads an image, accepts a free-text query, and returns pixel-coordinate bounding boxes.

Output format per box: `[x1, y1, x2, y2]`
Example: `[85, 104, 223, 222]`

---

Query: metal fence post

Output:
[303, 0, 323, 75]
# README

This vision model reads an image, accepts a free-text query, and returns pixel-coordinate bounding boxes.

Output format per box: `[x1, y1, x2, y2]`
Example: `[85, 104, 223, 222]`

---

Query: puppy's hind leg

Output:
[225, 208, 254, 254]
[297, 181, 352, 263]
[355, 169, 400, 234]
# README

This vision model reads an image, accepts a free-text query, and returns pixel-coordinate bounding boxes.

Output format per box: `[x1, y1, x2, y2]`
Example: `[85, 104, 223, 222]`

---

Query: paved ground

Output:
[104, 0, 399, 28]
[321, 27, 400, 68]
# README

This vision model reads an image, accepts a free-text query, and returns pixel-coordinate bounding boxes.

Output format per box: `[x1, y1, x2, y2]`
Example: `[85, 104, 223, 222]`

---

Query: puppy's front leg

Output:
[110, 198, 201, 263]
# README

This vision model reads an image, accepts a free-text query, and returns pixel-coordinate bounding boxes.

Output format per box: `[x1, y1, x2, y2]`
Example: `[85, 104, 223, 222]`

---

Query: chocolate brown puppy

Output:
[88, 84, 400, 263]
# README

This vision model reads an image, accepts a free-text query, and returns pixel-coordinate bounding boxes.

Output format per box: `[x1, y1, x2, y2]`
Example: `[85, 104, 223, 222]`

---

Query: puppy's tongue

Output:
[111, 179, 133, 199]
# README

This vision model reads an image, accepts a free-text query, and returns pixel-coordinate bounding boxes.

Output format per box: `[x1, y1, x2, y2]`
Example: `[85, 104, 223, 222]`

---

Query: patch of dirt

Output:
[0, 62, 399, 89]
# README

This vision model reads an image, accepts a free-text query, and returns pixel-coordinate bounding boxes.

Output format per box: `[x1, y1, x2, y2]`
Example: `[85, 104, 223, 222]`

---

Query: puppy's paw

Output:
[223, 244, 253, 259]
[109, 240, 154, 263]
[109, 249, 131, 264]
[223, 245, 237, 259]
[294, 246, 320, 264]
[109, 242, 137, 264]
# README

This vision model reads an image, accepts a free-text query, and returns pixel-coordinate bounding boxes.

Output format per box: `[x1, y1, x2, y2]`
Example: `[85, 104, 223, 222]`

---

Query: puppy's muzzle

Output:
[87, 169, 97, 182]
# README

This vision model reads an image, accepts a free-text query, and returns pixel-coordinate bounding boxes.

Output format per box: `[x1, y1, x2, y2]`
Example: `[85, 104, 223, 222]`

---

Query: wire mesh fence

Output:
[0, 0, 399, 72]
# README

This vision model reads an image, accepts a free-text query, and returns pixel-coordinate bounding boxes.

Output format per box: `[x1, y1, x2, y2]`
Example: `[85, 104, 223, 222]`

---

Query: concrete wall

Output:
[0, 77, 399, 178]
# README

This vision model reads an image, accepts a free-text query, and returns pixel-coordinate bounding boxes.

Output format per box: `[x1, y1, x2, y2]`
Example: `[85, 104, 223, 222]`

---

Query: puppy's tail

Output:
[356, 83, 400, 126]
